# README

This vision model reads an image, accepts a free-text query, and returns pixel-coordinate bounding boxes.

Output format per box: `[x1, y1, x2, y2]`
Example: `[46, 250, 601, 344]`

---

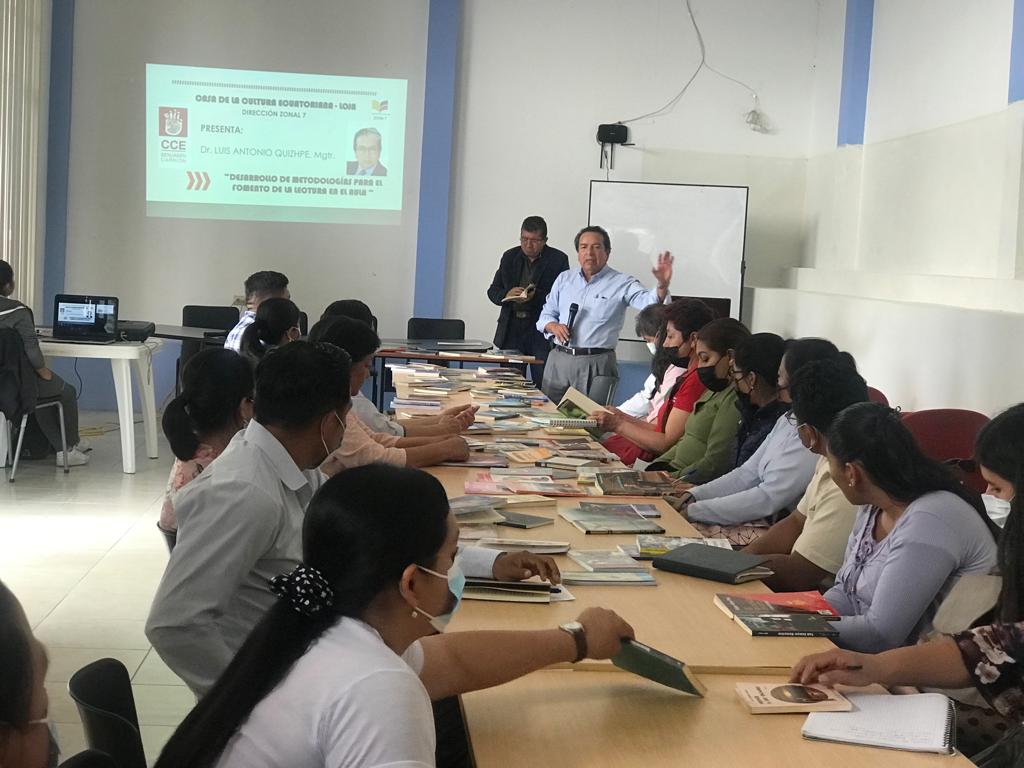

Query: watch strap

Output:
[560, 623, 587, 663]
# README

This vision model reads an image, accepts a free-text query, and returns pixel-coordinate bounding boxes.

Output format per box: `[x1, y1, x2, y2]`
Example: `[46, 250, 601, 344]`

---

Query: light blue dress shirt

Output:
[536, 266, 661, 350]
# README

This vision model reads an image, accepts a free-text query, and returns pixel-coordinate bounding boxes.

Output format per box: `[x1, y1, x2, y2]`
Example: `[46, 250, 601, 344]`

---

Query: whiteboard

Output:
[588, 181, 748, 362]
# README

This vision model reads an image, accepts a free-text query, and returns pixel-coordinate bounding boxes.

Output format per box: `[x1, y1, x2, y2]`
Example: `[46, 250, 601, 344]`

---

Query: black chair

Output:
[407, 318, 465, 341]
[0, 327, 69, 481]
[60, 750, 118, 768]
[7, 397, 69, 481]
[156, 521, 177, 553]
[67, 658, 147, 768]
[177, 305, 239, 394]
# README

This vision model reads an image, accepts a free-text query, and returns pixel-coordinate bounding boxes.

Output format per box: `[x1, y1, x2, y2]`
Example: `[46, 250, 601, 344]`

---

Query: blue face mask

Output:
[415, 562, 465, 632]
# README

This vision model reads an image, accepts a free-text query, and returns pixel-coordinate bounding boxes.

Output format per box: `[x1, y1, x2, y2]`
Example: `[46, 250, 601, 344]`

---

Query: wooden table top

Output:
[463, 670, 971, 768]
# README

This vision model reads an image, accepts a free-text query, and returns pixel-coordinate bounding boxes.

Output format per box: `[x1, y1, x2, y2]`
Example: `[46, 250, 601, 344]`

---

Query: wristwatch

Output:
[559, 621, 588, 663]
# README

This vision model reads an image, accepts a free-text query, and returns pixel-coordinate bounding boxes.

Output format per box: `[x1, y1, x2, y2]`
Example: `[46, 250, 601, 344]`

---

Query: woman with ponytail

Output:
[0, 580, 55, 768]
[154, 465, 633, 768]
[159, 349, 254, 534]
[792, 405, 1024, 762]
[238, 297, 301, 365]
[815, 402, 997, 653]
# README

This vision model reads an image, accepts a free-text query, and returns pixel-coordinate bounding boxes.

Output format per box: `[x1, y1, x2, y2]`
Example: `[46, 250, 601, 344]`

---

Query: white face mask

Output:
[646, 342, 658, 355]
[320, 410, 345, 458]
[982, 494, 1014, 528]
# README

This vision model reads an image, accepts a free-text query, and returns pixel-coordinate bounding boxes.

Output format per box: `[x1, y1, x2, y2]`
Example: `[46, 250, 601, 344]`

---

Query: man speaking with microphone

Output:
[537, 225, 674, 404]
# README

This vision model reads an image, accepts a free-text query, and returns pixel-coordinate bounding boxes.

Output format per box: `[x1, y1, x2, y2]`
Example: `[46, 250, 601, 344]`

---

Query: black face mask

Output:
[697, 365, 729, 392]
[661, 345, 688, 368]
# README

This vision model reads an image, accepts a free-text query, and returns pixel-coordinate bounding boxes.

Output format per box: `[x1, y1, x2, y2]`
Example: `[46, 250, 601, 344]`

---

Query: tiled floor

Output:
[1, 411, 185, 765]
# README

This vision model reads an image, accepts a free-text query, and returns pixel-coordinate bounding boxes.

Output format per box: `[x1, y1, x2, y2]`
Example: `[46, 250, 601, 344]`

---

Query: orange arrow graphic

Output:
[201, 172, 210, 191]
[186, 171, 195, 190]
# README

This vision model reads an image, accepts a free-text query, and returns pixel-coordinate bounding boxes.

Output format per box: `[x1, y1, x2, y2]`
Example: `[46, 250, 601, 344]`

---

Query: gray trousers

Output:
[541, 348, 618, 405]
[35, 372, 80, 451]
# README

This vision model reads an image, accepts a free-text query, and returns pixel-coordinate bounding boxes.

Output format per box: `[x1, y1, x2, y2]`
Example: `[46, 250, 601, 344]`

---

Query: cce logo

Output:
[159, 107, 188, 137]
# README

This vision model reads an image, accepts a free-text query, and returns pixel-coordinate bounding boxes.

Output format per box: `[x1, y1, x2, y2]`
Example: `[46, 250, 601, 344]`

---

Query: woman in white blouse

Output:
[154, 464, 634, 768]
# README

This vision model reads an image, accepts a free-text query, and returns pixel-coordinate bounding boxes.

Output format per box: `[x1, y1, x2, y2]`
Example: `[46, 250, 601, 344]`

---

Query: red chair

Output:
[866, 386, 889, 406]
[900, 409, 990, 493]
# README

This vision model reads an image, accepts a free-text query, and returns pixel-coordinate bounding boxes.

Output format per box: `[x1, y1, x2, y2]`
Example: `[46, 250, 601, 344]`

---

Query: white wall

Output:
[64, 0, 428, 335]
[780, 0, 1024, 418]
[865, 0, 1013, 144]
[802, 0, 1024, 286]
[752, 287, 1023, 415]
[446, 0, 843, 341]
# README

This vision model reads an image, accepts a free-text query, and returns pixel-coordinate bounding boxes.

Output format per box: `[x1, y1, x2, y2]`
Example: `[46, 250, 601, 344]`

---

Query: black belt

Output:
[553, 345, 613, 357]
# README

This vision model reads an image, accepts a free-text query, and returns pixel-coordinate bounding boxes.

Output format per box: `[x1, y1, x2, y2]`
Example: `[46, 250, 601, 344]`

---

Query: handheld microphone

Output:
[566, 303, 579, 342]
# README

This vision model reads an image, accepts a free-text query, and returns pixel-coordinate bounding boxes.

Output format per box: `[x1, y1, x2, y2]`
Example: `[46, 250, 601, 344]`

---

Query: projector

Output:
[596, 123, 628, 144]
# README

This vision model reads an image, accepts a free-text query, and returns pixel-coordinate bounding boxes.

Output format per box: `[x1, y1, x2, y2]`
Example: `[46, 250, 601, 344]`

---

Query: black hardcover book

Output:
[652, 544, 773, 584]
[736, 614, 839, 638]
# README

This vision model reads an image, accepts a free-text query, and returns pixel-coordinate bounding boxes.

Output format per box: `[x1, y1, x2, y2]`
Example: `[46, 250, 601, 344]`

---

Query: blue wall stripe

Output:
[413, 0, 460, 318]
[837, 0, 874, 146]
[42, 0, 74, 321]
[1010, 0, 1024, 102]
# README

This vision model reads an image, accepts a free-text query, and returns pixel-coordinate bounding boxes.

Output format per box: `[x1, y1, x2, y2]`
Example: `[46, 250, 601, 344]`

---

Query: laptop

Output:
[51, 294, 119, 343]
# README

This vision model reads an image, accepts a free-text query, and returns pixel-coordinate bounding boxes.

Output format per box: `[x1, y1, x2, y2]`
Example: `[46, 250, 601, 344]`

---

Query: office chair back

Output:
[407, 317, 465, 341]
[178, 305, 240, 392]
[60, 750, 118, 768]
[866, 386, 890, 406]
[901, 408, 990, 494]
[157, 521, 177, 553]
[67, 658, 147, 768]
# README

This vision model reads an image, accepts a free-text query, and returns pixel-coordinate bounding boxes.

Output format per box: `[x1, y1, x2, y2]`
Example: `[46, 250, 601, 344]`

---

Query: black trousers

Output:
[433, 696, 472, 768]
[33, 372, 79, 451]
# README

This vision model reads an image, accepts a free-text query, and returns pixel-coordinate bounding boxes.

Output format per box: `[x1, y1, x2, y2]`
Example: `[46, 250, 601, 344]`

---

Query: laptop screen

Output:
[53, 294, 119, 339]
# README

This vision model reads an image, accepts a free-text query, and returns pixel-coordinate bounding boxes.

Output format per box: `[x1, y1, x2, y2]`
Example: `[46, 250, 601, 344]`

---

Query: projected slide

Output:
[146, 63, 407, 224]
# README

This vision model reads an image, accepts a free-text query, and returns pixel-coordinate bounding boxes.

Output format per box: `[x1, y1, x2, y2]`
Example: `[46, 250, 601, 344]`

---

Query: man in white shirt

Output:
[146, 341, 348, 693]
[147, 341, 559, 696]
[224, 270, 290, 353]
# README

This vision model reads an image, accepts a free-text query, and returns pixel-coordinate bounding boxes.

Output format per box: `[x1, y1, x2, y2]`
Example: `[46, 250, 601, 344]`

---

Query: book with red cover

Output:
[714, 591, 839, 620]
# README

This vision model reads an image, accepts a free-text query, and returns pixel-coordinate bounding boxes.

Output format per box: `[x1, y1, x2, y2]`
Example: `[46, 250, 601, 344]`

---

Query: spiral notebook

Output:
[801, 693, 956, 754]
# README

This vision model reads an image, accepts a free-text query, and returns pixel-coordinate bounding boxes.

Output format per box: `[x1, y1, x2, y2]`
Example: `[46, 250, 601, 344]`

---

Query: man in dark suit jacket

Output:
[486, 216, 569, 384]
[346, 127, 388, 176]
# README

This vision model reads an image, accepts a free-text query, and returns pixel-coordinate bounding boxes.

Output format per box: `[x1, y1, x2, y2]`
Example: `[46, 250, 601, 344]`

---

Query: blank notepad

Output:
[801, 693, 955, 754]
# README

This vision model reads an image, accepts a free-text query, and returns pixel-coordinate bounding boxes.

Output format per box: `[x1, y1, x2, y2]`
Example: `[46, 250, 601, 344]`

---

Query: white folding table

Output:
[40, 339, 161, 474]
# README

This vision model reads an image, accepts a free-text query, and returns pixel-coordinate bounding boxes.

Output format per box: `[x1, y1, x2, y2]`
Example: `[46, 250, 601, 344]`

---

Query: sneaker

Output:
[56, 448, 90, 467]
[75, 439, 92, 453]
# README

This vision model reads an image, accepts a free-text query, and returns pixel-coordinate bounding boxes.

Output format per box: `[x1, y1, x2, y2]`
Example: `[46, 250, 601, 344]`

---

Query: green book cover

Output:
[612, 640, 706, 697]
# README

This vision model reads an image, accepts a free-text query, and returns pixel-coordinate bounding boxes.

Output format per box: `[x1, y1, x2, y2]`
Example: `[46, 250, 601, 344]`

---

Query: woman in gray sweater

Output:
[822, 402, 997, 652]
[0, 260, 88, 466]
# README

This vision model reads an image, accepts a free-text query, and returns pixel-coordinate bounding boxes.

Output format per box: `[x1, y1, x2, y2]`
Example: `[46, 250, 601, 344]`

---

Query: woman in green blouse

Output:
[651, 318, 749, 481]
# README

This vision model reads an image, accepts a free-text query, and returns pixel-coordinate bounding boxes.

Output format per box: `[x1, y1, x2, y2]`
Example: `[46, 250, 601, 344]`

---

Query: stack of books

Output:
[713, 591, 840, 637]
[595, 470, 678, 496]
[568, 549, 647, 572]
[559, 505, 666, 534]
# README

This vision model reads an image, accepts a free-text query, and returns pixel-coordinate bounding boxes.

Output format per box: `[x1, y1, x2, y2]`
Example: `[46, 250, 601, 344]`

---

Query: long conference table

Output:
[424, 386, 973, 767]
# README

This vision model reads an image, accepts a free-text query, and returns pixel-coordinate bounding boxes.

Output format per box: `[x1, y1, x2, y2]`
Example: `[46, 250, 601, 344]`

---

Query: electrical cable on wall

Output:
[618, 0, 774, 133]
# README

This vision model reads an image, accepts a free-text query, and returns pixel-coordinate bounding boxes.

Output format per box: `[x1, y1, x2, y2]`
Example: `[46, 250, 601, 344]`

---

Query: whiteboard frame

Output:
[587, 179, 749, 331]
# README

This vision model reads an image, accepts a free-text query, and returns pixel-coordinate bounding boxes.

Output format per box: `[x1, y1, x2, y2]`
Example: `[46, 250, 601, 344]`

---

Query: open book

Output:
[502, 284, 536, 303]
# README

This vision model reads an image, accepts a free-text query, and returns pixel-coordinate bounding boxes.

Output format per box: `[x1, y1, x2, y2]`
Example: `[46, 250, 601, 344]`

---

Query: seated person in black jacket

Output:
[0, 260, 88, 466]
